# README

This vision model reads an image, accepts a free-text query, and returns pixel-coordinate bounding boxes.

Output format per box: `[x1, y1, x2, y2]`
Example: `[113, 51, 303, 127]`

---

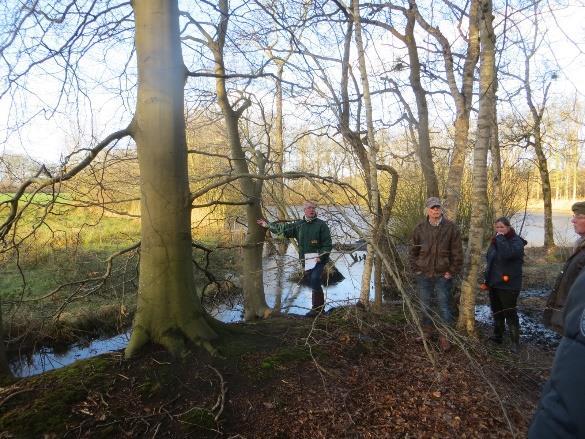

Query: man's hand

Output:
[256, 219, 268, 228]
[444, 272, 452, 280]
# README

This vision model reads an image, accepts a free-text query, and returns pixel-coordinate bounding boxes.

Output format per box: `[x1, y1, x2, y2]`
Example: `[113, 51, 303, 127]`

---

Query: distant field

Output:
[0, 192, 71, 203]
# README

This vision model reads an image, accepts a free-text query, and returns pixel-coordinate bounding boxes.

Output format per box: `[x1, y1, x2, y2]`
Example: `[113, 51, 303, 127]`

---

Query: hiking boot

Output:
[312, 289, 325, 309]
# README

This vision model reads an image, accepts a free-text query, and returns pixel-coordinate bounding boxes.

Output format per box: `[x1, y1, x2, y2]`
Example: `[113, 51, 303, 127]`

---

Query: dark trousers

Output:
[306, 261, 325, 309]
[489, 288, 520, 339]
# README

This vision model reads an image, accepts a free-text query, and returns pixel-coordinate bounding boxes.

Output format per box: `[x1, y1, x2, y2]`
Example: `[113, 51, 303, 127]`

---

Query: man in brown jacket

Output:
[543, 200, 585, 334]
[410, 197, 463, 350]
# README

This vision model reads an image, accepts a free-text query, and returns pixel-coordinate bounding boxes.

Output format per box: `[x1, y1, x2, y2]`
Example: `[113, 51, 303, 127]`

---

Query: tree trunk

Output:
[0, 302, 12, 377]
[533, 126, 555, 251]
[405, 5, 439, 198]
[457, 0, 495, 334]
[490, 114, 503, 218]
[213, 0, 269, 320]
[445, 115, 471, 218]
[273, 58, 289, 256]
[413, 0, 480, 218]
[126, 0, 218, 357]
[353, 0, 383, 303]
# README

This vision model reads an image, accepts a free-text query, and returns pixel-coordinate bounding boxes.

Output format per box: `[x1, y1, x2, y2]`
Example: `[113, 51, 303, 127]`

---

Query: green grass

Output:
[0, 192, 67, 201]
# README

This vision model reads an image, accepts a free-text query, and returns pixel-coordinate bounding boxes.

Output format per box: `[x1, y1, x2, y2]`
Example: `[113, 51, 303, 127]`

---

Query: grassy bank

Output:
[0, 201, 239, 356]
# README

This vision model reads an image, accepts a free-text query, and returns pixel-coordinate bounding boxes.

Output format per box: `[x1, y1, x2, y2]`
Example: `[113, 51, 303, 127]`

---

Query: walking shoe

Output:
[415, 325, 433, 342]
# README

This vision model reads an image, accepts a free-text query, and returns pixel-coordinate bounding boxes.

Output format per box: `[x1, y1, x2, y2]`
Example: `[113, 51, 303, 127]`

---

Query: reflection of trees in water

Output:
[10, 332, 129, 378]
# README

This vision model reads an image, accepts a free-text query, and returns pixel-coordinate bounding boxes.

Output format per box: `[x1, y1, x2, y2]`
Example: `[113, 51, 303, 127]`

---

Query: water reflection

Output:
[9, 332, 130, 377]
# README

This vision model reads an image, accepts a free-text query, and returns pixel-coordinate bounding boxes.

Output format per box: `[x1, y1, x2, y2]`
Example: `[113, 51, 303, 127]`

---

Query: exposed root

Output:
[124, 326, 149, 358]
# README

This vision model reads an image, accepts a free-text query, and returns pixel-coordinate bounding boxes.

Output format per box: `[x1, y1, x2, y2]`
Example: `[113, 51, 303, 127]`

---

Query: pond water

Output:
[9, 332, 130, 377]
[513, 210, 576, 247]
[10, 208, 569, 376]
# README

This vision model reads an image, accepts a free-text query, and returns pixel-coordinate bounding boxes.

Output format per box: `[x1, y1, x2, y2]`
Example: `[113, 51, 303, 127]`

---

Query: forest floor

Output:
[0, 247, 564, 438]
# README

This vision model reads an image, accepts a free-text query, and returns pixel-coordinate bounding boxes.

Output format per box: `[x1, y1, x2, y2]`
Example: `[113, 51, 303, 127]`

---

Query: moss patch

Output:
[178, 407, 217, 433]
[0, 356, 111, 436]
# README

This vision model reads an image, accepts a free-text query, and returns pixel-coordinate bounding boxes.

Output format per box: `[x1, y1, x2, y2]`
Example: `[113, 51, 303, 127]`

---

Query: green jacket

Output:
[268, 217, 332, 263]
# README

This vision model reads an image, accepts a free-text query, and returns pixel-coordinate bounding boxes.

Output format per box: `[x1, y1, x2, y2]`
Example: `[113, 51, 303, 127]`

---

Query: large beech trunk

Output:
[126, 0, 217, 357]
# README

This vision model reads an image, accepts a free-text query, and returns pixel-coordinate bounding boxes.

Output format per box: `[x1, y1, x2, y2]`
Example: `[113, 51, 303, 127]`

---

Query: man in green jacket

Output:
[257, 200, 333, 316]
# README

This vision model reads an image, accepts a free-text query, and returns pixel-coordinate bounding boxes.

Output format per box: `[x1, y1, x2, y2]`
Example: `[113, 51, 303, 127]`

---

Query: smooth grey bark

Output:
[403, 4, 439, 198]
[126, 0, 217, 357]
[335, 6, 401, 307]
[362, 4, 439, 198]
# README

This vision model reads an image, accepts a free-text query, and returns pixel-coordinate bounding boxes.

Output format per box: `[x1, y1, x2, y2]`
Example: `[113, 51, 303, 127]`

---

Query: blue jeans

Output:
[307, 261, 325, 293]
[416, 274, 453, 326]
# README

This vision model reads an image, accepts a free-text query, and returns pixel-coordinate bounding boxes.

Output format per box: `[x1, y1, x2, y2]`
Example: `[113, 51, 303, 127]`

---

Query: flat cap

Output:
[425, 197, 442, 209]
[572, 201, 585, 215]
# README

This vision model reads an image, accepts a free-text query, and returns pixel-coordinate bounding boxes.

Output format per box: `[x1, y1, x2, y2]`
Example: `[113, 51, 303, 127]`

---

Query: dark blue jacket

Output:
[485, 229, 527, 291]
[529, 270, 585, 438]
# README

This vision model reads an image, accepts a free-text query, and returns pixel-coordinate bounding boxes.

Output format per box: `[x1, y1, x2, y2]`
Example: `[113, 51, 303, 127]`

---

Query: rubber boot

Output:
[489, 317, 505, 344]
[509, 323, 520, 354]
[306, 289, 325, 317]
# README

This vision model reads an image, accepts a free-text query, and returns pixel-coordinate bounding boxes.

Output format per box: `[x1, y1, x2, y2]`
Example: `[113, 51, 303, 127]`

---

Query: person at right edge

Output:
[482, 217, 527, 353]
[528, 269, 585, 438]
[543, 200, 585, 334]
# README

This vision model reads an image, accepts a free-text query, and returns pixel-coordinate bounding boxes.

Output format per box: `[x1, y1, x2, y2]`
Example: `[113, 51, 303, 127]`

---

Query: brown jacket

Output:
[409, 216, 463, 277]
[543, 237, 585, 334]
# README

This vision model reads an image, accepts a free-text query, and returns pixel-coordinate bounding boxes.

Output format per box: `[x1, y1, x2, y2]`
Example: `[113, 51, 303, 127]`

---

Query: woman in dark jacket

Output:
[484, 217, 527, 352]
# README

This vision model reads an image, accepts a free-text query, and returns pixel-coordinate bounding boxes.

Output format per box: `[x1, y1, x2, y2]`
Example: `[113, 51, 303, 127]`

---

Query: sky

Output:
[0, 1, 584, 164]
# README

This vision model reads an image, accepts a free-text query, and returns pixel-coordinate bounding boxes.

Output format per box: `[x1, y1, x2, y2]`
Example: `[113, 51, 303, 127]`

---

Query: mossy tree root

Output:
[125, 318, 219, 359]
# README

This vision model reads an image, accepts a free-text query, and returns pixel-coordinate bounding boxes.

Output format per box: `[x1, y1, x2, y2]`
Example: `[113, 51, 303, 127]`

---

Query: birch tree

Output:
[458, 0, 496, 333]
